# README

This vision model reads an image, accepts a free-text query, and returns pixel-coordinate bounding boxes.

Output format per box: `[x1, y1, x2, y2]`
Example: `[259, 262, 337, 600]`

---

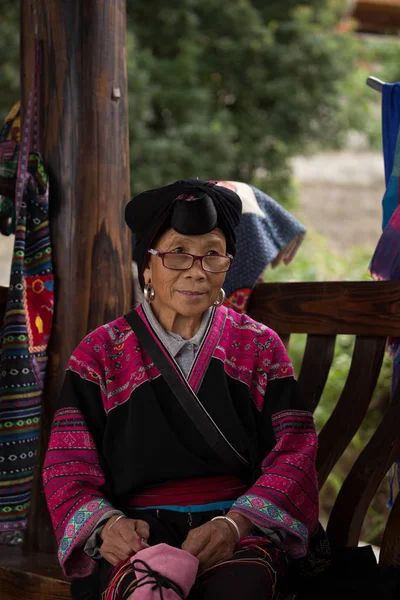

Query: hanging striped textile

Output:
[0, 42, 54, 544]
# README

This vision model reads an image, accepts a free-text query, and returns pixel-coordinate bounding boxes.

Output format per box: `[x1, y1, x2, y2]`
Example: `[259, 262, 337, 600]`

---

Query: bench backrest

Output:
[248, 280, 400, 569]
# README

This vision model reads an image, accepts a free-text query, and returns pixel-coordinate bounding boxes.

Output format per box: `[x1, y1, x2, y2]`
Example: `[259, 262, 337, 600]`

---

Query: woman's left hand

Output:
[181, 512, 253, 570]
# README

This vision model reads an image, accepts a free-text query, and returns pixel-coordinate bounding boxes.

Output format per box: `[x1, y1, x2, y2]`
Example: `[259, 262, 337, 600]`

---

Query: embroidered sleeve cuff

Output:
[83, 509, 124, 558]
[231, 495, 309, 558]
[59, 498, 115, 577]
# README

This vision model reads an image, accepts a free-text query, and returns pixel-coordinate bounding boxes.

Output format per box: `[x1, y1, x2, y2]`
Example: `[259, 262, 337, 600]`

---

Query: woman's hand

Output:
[99, 515, 150, 566]
[181, 519, 236, 569]
[181, 513, 253, 570]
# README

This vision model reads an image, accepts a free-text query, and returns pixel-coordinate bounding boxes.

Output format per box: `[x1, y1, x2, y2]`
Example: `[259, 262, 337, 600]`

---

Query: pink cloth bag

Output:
[127, 543, 199, 599]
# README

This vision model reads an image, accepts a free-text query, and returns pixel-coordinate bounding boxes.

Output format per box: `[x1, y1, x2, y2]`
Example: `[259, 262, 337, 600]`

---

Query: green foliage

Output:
[336, 32, 400, 150]
[127, 0, 358, 202]
[264, 228, 373, 283]
[0, 0, 19, 123]
[0, 1, 398, 198]
[0, 1, 386, 204]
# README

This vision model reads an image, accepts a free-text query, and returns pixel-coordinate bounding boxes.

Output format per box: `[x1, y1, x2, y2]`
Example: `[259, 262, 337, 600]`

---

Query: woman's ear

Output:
[143, 261, 152, 285]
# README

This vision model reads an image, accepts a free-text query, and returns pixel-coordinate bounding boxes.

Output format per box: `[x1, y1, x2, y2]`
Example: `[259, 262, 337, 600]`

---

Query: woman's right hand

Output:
[99, 515, 150, 565]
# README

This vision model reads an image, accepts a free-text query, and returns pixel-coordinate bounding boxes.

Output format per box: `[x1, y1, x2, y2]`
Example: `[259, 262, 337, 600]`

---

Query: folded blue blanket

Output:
[217, 181, 306, 312]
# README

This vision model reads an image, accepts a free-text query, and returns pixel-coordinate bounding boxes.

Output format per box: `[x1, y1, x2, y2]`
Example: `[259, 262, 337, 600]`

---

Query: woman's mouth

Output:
[177, 291, 207, 297]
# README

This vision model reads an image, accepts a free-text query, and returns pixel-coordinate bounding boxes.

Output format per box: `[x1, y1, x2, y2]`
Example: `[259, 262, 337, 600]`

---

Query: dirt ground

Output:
[291, 151, 385, 254]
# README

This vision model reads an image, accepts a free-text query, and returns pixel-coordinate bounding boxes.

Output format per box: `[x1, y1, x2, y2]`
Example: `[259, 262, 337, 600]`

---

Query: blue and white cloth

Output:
[216, 181, 306, 312]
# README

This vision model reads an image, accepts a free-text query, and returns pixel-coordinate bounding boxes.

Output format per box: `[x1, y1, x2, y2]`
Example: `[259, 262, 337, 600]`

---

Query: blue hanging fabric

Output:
[215, 181, 306, 313]
[370, 82, 400, 508]
[381, 83, 400, 229]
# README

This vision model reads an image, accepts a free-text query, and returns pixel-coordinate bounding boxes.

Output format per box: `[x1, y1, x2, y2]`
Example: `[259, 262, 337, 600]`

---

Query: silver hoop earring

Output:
[213, 288, 226, 307]
[144, 283, 155, 303]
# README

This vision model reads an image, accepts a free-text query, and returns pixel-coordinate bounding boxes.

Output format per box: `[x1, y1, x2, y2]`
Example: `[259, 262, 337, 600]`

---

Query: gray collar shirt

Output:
[142, 301, 213, 378]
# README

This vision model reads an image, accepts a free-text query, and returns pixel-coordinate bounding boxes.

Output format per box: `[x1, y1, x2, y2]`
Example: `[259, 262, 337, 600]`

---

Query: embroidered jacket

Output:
[43, 305, 318, 577]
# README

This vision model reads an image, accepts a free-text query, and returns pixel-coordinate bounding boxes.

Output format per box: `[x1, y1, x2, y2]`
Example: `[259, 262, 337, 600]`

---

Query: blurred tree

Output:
[0, 0, 19, 123]
[127, 0, 358, 202]
[0, 1, 359, 204]
[340, 35, 400, 150]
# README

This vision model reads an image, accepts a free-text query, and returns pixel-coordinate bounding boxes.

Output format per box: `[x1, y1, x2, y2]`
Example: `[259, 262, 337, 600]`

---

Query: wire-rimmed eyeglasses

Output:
[148, 249, 233, 273]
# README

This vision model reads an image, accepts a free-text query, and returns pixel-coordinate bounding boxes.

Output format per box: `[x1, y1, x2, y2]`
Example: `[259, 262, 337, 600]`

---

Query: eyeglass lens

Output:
[163, 253, 230, 272]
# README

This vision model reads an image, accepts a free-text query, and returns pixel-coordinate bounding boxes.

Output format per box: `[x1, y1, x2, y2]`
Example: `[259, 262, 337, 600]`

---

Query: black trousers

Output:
[71, 508, 290, 600]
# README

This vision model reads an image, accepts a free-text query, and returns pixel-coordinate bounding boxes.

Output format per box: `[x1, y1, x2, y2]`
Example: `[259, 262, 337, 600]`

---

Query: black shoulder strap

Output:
[124, 309, 250, 482]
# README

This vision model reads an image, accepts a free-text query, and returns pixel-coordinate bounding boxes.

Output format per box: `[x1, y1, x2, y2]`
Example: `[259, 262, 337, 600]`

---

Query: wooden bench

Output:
[248, 280, 400, 567]
[0, 546, 70, 600]
[1, 280, 399, 598]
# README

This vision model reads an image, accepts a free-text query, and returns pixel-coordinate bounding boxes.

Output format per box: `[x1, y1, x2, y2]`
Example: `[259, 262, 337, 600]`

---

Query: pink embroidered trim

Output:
[213, 308, 294, 410]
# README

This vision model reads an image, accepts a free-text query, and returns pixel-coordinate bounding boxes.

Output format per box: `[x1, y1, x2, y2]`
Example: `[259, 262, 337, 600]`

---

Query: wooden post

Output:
[21, 0, 131, 553]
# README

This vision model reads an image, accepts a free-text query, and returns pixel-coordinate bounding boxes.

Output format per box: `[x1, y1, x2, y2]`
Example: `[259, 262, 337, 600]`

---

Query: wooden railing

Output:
[248, 280, 400, 566]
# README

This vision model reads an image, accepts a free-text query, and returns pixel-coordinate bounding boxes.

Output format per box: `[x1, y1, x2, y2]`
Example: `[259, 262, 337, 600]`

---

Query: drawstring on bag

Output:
[127, 559, 185, 600]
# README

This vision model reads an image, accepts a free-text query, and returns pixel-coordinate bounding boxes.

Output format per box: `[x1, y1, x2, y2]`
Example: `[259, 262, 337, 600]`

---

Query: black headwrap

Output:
[125, 180, 242, 289]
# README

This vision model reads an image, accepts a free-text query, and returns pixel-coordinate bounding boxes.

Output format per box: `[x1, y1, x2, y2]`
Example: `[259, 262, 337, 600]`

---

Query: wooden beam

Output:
[20, 0, 131, 553]
[247, 281, 400, 336]
[354, 0, 400, 32]
[0, 546, 70, 599]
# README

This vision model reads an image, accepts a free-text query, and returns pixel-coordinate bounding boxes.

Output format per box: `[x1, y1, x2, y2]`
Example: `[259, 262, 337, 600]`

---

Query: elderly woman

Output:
[43, 180, 319, 600]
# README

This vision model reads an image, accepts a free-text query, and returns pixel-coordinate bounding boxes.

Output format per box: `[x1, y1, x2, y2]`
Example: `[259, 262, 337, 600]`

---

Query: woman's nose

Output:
[184, 257, 206, 278]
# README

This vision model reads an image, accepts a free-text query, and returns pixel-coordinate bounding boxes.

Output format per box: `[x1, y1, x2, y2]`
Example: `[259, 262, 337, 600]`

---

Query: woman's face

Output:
[144, 228, 227, 322]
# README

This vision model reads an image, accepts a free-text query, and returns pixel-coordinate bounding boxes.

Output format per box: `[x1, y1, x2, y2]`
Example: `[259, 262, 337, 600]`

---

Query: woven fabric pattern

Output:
[216, 181, 306, 313]
[0, 103, 54, 543]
